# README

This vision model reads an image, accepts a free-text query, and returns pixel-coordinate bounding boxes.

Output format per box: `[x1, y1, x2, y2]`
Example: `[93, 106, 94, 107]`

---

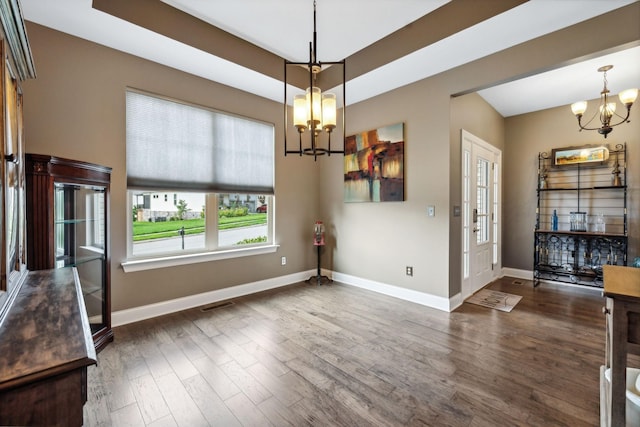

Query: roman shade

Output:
[126, 90, 274, 194]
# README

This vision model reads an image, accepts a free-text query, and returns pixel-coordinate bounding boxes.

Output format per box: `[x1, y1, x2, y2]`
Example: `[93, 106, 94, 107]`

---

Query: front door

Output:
[461, 130, 501, 298]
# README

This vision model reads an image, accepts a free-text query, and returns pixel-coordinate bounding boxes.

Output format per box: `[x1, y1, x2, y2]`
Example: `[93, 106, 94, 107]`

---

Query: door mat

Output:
[466, 289, 522, 312]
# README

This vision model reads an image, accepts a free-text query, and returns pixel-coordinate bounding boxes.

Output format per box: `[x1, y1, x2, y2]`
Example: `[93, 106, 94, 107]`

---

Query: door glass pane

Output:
[493, 163, 499, 264]
[463, 150, 470, 279]
[476, 158, 489, 244]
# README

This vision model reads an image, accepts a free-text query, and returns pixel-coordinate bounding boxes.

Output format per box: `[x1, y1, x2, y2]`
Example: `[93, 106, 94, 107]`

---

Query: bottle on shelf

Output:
[595, 213, 606, 233]
[551, 210, 558, 231]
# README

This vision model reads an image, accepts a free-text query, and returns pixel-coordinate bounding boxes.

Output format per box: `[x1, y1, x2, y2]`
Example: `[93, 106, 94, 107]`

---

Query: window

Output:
[476, 157, 489, 245]
[124, 90, 275, 271]
[129, 191, 271, 257]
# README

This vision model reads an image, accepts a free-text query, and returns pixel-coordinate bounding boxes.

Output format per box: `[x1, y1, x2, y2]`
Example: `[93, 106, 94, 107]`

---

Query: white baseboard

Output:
[501, 267, 533, 280]
[113, 268, 519, 327]
[112, 270, 314, 327]
[332, 271, 460, 312]
[448, 292, 464, 311]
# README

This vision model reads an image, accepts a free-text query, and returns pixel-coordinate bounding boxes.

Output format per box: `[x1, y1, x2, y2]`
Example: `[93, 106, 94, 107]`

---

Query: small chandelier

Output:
[284, 0, 345, 160]
[570, 65, 637, 138]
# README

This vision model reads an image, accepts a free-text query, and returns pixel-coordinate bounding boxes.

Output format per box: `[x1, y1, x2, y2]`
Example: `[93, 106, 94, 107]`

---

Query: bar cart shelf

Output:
[533, 143, 627, 288]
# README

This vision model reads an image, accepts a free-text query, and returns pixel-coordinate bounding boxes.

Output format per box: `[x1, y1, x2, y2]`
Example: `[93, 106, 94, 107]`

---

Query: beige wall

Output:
[318, 82, 506, 300]
[318, 3, 639, 300]
[320, 80, 453, 298]
[20, 3, 640, 313]
[22, 23, 321, 311]
[504, 104, 640, 270]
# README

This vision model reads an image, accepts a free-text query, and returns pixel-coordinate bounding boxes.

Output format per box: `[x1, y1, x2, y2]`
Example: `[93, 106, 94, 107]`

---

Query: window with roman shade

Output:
[123, 89, 276, 272]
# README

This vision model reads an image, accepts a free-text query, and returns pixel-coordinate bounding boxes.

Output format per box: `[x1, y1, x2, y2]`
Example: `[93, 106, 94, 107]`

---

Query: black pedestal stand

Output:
[306, 245, 332, 285]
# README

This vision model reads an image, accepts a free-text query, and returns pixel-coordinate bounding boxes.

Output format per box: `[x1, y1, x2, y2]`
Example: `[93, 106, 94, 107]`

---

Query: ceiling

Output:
[20, 0, 640, 117]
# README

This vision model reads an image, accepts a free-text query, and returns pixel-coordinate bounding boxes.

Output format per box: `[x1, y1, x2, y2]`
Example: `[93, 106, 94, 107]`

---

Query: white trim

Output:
[112, 269, 313, 326]
[332, 271, 460, 312]
[112, 266, 606, 328]
[113, 269, 466, 326]
[501, 267, 532, 280]
[448, 292, 464, 311]
[121, 244, 279, 272]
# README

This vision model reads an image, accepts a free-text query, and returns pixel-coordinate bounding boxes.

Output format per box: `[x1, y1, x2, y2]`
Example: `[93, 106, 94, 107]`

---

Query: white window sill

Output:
[121, 244, 279, 272]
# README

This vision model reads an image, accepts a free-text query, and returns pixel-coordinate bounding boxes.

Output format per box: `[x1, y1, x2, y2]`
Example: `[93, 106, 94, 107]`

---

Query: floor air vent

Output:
[200, 301, 235, 312]
[512, 280, 524, 285]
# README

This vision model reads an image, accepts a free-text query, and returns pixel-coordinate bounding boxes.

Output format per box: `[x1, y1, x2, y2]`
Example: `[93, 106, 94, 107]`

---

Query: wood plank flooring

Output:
[83, 277, 612, 426]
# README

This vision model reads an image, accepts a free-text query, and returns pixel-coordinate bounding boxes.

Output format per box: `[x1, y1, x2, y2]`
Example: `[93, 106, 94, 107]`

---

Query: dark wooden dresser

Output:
[0, 268, 97, 426]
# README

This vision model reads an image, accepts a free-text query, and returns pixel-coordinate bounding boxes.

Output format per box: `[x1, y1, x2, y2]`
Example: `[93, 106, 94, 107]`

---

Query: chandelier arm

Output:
[576, 110, 604, 131]
[608, 106, 632, 127]
[577, 105, 633, 132]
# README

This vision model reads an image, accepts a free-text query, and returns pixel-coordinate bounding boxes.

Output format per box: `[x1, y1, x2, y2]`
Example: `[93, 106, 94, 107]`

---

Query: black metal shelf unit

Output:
[534, 143, 627, 287]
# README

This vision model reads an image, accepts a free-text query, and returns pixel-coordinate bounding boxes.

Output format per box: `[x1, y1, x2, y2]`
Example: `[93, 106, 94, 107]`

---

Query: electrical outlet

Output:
[281, 256, 287, 266]
[406, 266, 413, 276]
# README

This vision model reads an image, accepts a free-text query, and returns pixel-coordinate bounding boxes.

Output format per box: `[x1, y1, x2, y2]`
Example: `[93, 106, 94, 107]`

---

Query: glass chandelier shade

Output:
[292, 88, 337, 132]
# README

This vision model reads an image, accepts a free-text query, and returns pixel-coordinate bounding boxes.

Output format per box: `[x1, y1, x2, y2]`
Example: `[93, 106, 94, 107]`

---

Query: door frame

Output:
[461, 130, 502, 299]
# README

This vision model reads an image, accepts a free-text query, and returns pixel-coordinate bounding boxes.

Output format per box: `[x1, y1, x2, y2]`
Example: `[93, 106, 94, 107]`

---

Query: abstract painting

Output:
[344, 122, 404, 202]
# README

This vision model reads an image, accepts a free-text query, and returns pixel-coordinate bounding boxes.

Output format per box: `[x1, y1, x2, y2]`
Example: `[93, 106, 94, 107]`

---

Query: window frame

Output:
[122, 89, 277, 272]
[122, 192, 276, 272]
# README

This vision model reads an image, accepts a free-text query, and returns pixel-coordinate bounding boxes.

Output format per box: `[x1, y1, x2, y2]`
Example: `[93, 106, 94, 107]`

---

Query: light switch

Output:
[427, 205, 435, 217]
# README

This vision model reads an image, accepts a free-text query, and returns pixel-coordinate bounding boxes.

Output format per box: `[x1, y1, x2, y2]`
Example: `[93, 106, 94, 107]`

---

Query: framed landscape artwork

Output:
[552, 145, 609, 166]
[344, 122, 404, 202]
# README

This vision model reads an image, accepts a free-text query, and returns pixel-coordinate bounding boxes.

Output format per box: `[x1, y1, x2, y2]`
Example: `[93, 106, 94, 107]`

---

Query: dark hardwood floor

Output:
[83, 277, 610, 426]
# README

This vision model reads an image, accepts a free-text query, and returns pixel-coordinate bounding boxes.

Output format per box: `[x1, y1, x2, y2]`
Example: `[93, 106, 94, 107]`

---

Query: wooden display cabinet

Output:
[25, 154, 113, 351]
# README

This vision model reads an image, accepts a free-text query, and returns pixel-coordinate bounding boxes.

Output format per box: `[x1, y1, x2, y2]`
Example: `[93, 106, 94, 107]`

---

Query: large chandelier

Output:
[284, 0, 345, 160]
[570, 65, 637, 138]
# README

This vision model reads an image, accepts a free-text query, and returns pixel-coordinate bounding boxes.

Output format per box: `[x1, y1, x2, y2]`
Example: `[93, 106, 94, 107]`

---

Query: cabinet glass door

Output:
[55, 182, 106, 333]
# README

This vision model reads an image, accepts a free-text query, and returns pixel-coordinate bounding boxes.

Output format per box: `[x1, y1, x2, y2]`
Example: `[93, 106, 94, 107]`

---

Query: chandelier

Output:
[570, 65, 637, 138]
[284, 0, 345, 160]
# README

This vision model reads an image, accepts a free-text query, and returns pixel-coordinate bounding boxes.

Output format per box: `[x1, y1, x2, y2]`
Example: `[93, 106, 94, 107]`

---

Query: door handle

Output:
[473, 208, 478, 224]
[473, 227, 478, 233]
